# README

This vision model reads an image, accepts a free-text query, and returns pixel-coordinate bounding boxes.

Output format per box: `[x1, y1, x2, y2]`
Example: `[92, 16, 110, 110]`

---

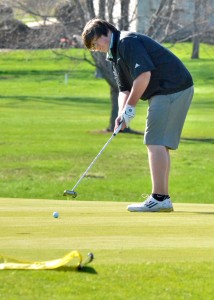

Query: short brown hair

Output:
[82, 18, 118, 49]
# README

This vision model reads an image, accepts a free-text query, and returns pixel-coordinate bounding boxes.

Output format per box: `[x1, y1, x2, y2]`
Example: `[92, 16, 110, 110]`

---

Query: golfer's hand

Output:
[114, 115, 125, 132]
[121, 105, 136, 128]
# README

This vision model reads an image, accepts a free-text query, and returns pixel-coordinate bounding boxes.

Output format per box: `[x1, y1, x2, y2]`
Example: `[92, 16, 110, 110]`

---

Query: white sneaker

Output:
[127, 195, 174, 212]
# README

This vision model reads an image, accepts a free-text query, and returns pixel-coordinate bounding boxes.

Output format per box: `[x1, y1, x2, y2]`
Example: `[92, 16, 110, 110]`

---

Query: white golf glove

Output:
[121, 104, 136, 128]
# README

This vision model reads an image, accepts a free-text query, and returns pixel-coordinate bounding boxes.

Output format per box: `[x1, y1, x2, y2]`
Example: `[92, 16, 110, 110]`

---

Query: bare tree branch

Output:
[73, 0, 86, 28]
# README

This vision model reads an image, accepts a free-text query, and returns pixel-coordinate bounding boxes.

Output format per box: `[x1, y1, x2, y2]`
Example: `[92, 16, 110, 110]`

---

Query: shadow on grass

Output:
[0, 95, 108, 105]
[55, 266, 97, 274]
[194, 212, 214, 214]
[2, 266, 98, 274]
[0, 69, 91, 79]
[175, 211, 214, 214]
[181, 137, 214, 144]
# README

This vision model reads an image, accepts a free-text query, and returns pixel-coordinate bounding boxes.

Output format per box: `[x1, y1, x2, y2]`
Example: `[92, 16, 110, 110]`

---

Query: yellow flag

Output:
[0, 250, 84, 270]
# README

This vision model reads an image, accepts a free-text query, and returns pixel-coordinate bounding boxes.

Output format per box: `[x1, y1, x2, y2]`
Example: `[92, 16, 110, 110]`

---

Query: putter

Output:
[63, 121, 123, 197]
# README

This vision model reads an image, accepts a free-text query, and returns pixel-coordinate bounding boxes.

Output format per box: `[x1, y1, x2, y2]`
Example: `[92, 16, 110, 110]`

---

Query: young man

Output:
[82, 18, 194, 212]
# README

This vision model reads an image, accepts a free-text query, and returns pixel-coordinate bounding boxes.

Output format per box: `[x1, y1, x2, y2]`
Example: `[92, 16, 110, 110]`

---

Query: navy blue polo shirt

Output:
[107, 31, 193, 100]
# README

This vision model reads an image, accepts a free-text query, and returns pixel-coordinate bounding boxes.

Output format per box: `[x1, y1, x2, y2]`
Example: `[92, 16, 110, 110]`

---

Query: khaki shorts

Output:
[144, 86, 194, 149]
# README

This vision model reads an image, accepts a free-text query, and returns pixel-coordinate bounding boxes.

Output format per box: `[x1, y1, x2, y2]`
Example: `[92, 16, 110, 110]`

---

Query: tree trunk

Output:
[119, 0, 130, 30]
[107, 86, 119, 131]
[98, 0, 106, 20]
[191, 36, 200, 59]
[91, 52, 119, 131]
[191, 0, 201, 59]
[107, 0, 115, 24]
[87, 0, 96, 18]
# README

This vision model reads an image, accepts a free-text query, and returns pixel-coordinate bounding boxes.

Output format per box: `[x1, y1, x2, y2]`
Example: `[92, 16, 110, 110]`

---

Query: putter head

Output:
[63, 190, 77, 198]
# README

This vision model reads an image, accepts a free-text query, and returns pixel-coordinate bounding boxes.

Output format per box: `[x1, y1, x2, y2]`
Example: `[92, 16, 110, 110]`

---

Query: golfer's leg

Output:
[147, 145, 170, 195]
[165, 148, 170, 194]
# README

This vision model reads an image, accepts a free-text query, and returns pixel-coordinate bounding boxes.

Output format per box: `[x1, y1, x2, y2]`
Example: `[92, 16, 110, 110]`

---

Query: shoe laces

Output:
[141, 194, 150, 200]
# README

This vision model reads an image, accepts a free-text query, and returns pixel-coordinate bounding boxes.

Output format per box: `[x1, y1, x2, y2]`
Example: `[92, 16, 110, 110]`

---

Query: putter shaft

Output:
[63, 122, 123, 197]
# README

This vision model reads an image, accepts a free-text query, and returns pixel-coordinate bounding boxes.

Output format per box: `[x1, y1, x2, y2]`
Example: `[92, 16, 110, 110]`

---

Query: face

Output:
[90, 34, 111, 53]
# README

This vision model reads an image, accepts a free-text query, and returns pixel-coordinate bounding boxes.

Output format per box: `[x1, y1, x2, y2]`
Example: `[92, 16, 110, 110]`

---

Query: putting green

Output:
[0, 198, 213, 265]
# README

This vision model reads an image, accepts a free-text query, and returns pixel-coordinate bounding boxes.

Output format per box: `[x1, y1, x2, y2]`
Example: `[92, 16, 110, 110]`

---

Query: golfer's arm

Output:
[127, 71, 151, 107]
[118, 91, 130, 115]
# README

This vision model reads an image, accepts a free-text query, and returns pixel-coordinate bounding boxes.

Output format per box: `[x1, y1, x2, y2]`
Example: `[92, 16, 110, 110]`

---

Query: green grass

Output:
[0, 45, 213, 203]
[0, 44, 213, 299]
[0, 198, 214, 300]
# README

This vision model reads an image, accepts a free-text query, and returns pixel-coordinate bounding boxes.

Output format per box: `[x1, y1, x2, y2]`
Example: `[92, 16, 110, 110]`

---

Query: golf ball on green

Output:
[53, 211, 59, 218]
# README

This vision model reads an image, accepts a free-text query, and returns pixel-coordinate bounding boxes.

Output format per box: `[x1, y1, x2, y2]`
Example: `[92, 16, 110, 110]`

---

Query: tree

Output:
[0, 0, 81, 49]
[146, 0, 177, 42]
[10, 0, 59, 24]
[144, 0, 214, 59]
[191, 0, 201, 59]
[191, 0, 212, 59]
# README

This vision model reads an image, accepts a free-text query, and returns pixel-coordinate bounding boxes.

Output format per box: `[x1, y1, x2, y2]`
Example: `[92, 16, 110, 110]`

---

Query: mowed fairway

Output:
[0, 198, 214, 300]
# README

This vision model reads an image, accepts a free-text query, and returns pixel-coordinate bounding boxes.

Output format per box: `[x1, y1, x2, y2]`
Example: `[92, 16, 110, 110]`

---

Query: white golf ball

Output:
[53, 211, 59, 218]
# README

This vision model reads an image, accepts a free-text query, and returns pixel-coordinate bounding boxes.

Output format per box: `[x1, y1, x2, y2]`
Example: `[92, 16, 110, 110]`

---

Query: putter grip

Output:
[113, 122, 123, 136]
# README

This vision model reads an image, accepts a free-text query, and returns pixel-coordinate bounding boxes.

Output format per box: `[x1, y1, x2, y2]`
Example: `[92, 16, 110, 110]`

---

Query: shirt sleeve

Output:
[118, 37, 156, 80]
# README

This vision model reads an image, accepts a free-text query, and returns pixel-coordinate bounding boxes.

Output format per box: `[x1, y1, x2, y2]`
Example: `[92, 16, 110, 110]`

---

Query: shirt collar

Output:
[106, 33, 114, 60]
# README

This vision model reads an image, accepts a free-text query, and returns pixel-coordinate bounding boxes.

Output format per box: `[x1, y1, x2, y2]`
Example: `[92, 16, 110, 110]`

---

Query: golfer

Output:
[82, 18, 194, 212]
